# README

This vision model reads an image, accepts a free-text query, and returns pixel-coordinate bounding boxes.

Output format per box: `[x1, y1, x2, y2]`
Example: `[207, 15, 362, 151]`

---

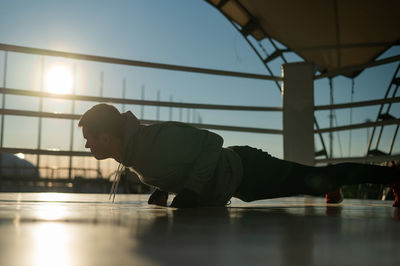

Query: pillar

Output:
[282, 62, 314, 166]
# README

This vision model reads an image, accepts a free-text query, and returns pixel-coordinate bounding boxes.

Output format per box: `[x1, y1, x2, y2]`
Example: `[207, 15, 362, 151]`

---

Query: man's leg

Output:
[231, 145, 313, 202]
[230, 145, 399, 202]
[304, 163, 398, 195]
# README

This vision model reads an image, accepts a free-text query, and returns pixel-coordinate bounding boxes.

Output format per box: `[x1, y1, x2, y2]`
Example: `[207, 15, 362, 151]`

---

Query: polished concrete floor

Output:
[0, 193, 399, 266]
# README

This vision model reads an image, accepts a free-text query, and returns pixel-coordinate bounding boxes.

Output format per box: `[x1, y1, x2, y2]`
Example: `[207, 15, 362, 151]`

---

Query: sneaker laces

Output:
[109, 163, 123, 203]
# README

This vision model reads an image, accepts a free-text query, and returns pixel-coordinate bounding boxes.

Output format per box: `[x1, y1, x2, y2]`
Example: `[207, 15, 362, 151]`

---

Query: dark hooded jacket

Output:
[120, 111, 243, 206]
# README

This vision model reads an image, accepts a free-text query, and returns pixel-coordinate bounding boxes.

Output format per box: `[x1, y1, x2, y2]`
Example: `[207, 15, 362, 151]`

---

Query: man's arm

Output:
[154, 124, 224, 208]
[183, 130, 223, 193]
[171, 130, 223, 208]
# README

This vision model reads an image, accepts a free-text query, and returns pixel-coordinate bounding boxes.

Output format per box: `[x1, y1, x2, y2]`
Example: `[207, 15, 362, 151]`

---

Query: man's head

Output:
[79, 103, 123, 160]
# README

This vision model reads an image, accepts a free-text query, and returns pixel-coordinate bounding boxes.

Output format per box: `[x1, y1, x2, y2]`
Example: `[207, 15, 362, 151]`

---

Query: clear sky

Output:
[0, 0, 399, 177]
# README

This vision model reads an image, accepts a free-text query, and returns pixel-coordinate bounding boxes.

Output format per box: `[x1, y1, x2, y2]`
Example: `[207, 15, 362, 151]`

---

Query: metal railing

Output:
[0, 43, 399, 172]
[0, 87, 283, 112]
[0, 43, 284, 180]
[0, 165, 101, 179]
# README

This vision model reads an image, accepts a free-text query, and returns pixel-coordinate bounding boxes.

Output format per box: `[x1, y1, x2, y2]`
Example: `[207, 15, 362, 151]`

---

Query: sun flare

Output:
[45, 64, 73, 94]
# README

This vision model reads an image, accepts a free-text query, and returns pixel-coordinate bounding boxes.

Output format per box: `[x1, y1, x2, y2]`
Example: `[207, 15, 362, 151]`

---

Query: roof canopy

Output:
[208, 0, 400, 77]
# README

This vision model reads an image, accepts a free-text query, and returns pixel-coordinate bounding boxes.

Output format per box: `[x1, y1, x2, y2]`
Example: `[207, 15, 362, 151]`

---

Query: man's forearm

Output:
[170, 188, 198, 208]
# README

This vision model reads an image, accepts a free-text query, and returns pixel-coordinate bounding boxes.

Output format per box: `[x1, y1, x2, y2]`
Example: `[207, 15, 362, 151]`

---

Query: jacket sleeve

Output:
[183, 130, 223, 194]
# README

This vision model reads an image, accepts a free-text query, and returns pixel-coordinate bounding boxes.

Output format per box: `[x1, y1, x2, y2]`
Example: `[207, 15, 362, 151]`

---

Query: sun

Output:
[45, 64, 73, 94]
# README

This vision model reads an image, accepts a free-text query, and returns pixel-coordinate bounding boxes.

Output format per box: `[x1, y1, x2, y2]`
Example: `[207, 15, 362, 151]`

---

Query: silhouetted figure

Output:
[79, 103, 400, 208]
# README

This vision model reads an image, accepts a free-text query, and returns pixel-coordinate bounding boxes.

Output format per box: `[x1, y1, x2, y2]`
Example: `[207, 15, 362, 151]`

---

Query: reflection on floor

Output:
[0, 193, 399, 266]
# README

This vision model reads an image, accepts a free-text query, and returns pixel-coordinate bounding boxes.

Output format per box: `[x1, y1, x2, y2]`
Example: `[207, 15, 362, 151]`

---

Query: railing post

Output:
[36, 56, 44, 173]
[140, 85, 145, 119]
[0, 51, 7, 148]
[169, 95, 173, 121]
[179, 100, 183, 122]
[96, 71, 104, 178]
[156, 90, 160, 121]
[122, 78, 126, 112]
[68, 64, 77, 180]
[0, 51, 7, 177]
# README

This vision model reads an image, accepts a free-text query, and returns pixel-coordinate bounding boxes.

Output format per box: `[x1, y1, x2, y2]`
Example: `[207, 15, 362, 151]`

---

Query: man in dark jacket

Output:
[79, 103, 400, 208]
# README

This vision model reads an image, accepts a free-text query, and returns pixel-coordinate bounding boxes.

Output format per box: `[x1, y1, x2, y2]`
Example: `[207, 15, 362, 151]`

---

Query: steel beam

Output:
[316, 119, 400, 134]
[315, 55, 400, 79]
[315, 97, 400, 110]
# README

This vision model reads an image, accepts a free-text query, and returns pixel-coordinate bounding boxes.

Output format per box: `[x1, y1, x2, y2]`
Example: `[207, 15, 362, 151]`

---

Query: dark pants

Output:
[230, 145, 398, 202]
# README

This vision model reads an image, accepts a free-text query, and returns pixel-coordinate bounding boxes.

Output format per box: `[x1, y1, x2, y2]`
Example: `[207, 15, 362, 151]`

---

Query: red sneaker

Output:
[392, 182, 400, 207]
[325, 188, 344, 204]
[390, 161, 400, 207]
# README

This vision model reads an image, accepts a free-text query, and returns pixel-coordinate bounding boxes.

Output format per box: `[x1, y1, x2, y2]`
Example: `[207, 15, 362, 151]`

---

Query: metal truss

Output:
[206, 0, 330, 160]
[367, 62, 400, 157]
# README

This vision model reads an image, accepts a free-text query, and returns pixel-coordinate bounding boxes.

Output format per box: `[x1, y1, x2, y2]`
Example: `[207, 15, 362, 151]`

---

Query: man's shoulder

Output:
[162, 121, 192, 127]
[141, 121, 195, 137]
[148, 121, 195, 131]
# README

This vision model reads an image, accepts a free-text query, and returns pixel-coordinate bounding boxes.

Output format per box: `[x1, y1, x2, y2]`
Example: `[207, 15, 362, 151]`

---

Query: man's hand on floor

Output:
[170, 188, 198, 208]
[148, 189, 168, 206]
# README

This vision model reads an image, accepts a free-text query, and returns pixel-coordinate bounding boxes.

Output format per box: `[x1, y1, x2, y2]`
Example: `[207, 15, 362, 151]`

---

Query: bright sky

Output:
[0, 0, 399, 176]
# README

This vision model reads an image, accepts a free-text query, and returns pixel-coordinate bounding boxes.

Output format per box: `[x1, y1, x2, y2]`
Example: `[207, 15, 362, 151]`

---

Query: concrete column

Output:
[282, 62, 314, 166]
